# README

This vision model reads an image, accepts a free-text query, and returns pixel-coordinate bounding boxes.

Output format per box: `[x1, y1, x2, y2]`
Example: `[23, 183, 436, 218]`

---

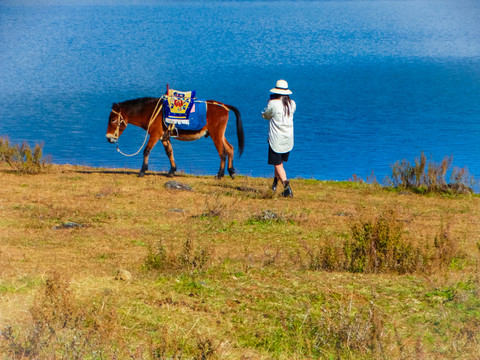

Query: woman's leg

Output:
[272, 168, 279, 191]
[274, 163, 287, 184]
[275, 162, 287, 184]
[275, 162, 293, 197]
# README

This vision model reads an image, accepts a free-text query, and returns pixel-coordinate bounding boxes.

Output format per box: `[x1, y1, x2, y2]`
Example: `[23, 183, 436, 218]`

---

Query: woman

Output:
[262, 79, 296, 197]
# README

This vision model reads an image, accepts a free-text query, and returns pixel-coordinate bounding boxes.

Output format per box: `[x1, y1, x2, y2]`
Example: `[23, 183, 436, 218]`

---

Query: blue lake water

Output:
[1, 0, 480, 184]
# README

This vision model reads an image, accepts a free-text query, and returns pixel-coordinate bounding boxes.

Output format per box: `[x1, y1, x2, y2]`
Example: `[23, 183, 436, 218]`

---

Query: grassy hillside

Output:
[1, 164, 479, 359]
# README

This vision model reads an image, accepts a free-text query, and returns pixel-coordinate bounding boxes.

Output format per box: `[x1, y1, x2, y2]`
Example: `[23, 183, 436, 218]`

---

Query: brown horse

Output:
[106, 97, 244, 178]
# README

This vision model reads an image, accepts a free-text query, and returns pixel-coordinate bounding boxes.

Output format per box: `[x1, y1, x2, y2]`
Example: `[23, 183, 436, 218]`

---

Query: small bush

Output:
[0, 272, 119, 359]
[386, 152, 475, 194]
[0, 137, 48, 174]
[349, 171, 378, 185]
[144, 239, 169, 270]
[178, 237, 211, 273]
[432, 224, 462, 271]
[302, 211, 463, 275]
[302, 240, 343, 272]
[144, 238, 212, 274]
[303, 211, 421, 274]
[344, 211, 419, 274]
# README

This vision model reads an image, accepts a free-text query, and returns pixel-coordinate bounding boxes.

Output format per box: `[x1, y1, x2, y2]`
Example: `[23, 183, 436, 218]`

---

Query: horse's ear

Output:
[112, 103, 119, 110]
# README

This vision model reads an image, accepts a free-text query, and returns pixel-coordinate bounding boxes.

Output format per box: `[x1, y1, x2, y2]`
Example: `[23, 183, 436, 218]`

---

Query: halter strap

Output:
[115, 98, 164, 157]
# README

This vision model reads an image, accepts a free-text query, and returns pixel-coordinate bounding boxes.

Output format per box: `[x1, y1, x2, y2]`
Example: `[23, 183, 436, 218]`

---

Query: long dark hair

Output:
[270, 94, 292, 117]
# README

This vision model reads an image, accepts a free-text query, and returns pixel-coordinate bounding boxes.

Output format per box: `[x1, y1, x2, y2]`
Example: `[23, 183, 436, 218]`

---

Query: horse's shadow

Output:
[0, 167, 184, 178]
[73, 169, 185, 177]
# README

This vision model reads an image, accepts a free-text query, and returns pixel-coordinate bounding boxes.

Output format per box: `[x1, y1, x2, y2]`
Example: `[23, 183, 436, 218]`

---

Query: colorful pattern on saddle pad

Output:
[164, 89, 196, 123]
[163, 100, 207, 131]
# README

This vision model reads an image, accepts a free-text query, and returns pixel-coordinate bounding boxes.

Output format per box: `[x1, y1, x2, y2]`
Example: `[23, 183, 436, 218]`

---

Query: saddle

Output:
[163, 89, 196, 125]
[163, 88, 207, 133]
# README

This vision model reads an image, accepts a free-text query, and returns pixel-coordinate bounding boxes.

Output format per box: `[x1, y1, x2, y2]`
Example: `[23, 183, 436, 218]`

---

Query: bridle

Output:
[110, 109, 127, 139]
[109, 98, 164, 157]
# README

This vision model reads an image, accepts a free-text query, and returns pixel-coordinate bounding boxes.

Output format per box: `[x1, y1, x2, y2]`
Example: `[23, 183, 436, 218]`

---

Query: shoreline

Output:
[18, 161, 480, 195]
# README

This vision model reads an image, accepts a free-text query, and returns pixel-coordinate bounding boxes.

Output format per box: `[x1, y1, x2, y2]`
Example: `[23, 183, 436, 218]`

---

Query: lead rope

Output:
[201, 100, 230, 112]
[116, 98, 164, 157]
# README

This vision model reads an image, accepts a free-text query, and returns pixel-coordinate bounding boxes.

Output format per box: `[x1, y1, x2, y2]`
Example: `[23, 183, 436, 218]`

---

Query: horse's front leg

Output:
[139, 135, 160, 177]
[161, 139, 177, 177]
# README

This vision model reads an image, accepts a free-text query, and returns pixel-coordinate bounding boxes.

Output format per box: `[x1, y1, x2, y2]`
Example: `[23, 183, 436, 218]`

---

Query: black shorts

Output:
[268, 145, 290, 165]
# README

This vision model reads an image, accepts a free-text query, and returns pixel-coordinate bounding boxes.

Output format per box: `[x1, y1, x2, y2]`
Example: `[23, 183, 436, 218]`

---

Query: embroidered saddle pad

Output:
[164, 89, 195, 122]
[163, 89, 207, 130]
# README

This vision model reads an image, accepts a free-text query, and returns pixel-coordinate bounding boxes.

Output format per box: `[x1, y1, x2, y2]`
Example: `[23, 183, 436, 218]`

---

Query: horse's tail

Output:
[225, 104, 244, 157]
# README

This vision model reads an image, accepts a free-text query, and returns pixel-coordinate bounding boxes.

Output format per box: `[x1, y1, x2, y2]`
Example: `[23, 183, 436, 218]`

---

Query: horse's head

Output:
[106, 103, 128, 143]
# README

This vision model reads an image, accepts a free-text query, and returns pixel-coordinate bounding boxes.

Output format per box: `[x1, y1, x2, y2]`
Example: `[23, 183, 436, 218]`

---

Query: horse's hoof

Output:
[167, 167, 177, 177]
[228, 168, 236, 179]
[138, 172, 145, 177]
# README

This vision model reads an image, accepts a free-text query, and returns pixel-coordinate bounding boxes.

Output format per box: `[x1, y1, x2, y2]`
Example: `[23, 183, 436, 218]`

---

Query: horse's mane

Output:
[113, 97, 159, 115]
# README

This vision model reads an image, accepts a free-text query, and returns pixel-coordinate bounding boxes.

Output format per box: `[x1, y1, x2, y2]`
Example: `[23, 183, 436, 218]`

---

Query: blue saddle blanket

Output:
[163, 99, 207, 131]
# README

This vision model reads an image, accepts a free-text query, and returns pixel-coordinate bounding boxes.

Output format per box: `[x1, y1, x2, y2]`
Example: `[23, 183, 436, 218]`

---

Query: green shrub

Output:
[303, 240, 343, 272]
[0, 137, 47, 174]
[178, 237, 211, 273]
[432, 224, 462, 271]
[304, 211, 461, 275]
[143, 238, 211, 274]
[143, 240, 168, 270]
[386, 152, 475, 194]
[344, 212, 417, 273]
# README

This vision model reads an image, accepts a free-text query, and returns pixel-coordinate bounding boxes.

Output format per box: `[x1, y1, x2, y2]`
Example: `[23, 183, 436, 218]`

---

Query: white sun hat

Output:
[270, 79, 292, 95]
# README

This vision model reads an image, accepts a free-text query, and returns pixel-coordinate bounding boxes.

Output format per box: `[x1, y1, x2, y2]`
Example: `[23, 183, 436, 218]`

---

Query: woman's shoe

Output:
[272, 177, 279, 191]
[281, 181, 293, 197]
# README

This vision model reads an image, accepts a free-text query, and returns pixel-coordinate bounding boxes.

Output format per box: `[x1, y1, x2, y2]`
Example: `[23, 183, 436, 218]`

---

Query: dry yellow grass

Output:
[1, 164, 480, 359]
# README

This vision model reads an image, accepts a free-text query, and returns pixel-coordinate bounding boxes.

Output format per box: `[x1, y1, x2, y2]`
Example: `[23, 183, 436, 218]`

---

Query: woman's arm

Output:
[262, 101, 274, 120]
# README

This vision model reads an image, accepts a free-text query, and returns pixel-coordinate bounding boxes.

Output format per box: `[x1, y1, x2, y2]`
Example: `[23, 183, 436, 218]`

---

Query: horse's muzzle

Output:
[106, 135, 117, 144]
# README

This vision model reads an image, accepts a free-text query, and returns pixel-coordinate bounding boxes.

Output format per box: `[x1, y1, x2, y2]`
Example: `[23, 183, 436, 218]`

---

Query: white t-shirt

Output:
[262, 99, 296, 153]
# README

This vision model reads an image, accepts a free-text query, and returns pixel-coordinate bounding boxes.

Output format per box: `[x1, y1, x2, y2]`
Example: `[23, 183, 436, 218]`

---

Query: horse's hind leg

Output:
[223, 138, 236, 179]
[216, 148, 227, 179]
[211, 135, 227, 178]
[161, 139, 177, 177]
